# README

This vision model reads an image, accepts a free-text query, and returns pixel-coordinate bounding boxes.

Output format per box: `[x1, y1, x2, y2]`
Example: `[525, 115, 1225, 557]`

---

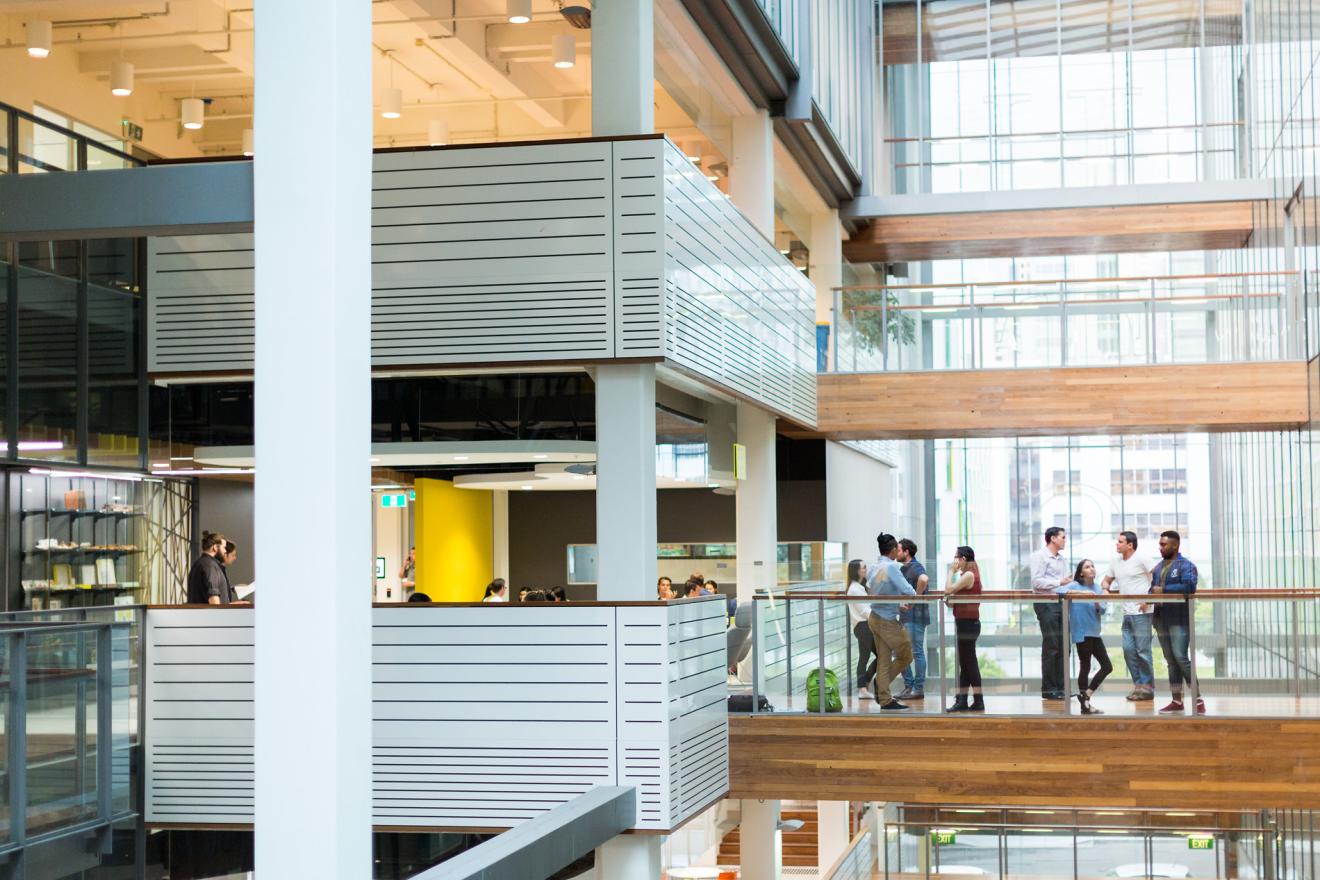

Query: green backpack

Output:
[806, 667, 842, 712]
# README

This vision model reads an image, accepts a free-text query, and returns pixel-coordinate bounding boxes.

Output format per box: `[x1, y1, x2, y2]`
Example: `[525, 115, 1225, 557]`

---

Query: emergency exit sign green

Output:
[932, 831, 957, 846]
[1188, 836, 1214, 851]
[379, 493, 407, 508]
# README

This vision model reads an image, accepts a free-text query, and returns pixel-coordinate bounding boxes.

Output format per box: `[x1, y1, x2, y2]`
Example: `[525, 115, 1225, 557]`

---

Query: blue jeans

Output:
[1155, 608, 1195, 694]
[1121, 613, 1155, 688]
[903, 621, 928, 694]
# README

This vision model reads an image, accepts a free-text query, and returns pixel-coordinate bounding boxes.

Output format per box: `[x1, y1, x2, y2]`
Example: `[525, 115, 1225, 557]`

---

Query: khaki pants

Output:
[867, 614, 913, 704]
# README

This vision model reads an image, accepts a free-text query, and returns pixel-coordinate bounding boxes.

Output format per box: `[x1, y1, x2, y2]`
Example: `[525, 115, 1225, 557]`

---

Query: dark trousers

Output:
[1076, 636, 1112, 694]
[1155, 605, 1196, 695]
[853, 619, 877, 688]
[1034, 602, 1065, 695]
[955, 618, 982, 690]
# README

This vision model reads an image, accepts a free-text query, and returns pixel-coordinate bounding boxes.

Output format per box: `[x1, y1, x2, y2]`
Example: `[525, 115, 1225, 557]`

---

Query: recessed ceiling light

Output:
[520, 484, 534, 490]
[369, 457, 381, 463]
[533, 454, 547, 459]
[242, 128, 254, 156]
[454, 455, 470, 461]
[571, 475, 585, 481]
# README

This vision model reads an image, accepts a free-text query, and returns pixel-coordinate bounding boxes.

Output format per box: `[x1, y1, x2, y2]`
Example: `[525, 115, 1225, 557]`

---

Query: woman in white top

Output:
[846, 559, 876, 695]
[482, 579, 508, 602]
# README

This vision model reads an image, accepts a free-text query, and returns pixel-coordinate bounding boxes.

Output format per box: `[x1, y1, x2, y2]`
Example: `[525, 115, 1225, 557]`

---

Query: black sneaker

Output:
[880, 699, 910, 711]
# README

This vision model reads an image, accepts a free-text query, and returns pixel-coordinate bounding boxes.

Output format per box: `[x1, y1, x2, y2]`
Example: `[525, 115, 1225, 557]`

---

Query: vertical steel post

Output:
[751, 600, 761, 716]
[9, 631, 27, 878]
[937, 597, 947, 710]
[96, 624, 113, 852]
[1292, 598, 1302, 699]
[1188, 595, 1200, 703]
[785, 596, 794, 701]
[817, 597, 827, 713]
[1062, 594, 1072, 705]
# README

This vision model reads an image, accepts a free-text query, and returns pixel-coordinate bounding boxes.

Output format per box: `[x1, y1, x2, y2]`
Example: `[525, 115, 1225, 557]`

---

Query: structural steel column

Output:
[591, 0, 654, 136]
[253, 0, 372, 875]
[736, 402, 777, 606]
[595, 364, 658, 600]
[595, 834, 663, 880]
[731, 111, 776, 240]
[741, 798, 783, 880]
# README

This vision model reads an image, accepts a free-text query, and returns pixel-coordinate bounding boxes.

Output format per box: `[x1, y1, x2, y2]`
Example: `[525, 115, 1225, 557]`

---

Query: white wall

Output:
[826, 441, 896, 565]
[373, 498, 406, 602]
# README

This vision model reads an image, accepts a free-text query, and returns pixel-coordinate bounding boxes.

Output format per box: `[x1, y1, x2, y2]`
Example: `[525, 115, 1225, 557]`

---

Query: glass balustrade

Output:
[742, 589, 1320, 716]
[829, 271, 1303, 372]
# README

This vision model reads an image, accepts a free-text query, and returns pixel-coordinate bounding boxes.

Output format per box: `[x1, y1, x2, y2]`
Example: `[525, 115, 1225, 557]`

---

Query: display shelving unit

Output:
[19, 471, 145, 609]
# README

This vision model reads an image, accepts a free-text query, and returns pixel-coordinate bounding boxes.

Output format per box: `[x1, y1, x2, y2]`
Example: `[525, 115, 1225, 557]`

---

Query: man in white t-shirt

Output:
[1101, 530, 1154, 701]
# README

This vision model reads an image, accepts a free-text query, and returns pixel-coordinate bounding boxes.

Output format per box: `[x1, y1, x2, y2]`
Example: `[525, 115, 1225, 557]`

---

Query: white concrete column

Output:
[741, 799, 783, 880]
[253, 0, 371, 875]
[492, 489, 509, 580]
[730, 110, 776, 240]
[735, 402, 777, 606]
[818, 800, 851, 872]
[596, 834, 662, 879]
[596, 364, 657, 600]
[809, 209, 843, 370]
[591, 0, 653, 136]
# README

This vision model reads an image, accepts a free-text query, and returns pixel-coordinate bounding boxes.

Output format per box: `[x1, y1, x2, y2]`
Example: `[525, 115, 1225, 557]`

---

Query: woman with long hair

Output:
[482, 579, 508, 603]
[945, 546, 984, 712]
[1065, 559, 1111, 714]
[845, 558, 876, 697]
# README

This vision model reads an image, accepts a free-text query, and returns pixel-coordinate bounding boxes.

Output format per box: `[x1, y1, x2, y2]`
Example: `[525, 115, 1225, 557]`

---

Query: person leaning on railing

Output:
[944, 546, 984, 713]
[1151, 530, 1204, 715]
[845, 559, 877, 697]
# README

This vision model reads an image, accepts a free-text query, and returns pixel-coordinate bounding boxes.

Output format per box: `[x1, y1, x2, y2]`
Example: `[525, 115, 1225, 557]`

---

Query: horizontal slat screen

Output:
[147, 137, 815, 425]
[660, 140, 818, 426]
[144, 602, 728, 831]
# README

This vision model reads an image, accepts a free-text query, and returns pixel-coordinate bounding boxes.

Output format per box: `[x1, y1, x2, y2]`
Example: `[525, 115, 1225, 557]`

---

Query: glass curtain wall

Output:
[884, 0, 1244, 193]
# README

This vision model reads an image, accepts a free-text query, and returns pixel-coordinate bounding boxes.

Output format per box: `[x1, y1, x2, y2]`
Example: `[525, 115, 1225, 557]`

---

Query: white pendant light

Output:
[552, 33, 576, 69]
[26, 20, 52, 58]
[507, 0, 532, 23]
[181, 97, 204, 130]
[241, 128, 254, 157]
[427, 119, 449, 146]
[110, 60, 134, 96]
[381, 87, 402, 119]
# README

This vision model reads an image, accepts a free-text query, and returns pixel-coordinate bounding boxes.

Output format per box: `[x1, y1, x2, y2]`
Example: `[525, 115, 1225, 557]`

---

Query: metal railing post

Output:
[9, 631, 27, 878]
[751, 600, 761, 716]
[845, 598, 854, 695]
[1147, 277, 1157, 364]
[1292, 599, 1302, 700]
[937, 598, 947, 711]
[785, 596, 793, 702]
[1059, 280, 1068, 366]
[832, 287, 842, 372]
[1187, 595, 1200, 703]
[818, 597, 827, 714]
[881, 294, 889, 370]
[96, 624, 113, 853]
[1061, 594, 1072, 705]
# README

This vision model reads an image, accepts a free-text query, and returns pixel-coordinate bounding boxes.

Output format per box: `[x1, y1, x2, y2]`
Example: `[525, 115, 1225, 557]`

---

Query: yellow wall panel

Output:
[413, 478, 492, 602]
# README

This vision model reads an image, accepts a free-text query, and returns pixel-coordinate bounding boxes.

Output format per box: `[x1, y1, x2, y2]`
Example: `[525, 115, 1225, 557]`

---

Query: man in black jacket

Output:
[186, 531, 233, 604]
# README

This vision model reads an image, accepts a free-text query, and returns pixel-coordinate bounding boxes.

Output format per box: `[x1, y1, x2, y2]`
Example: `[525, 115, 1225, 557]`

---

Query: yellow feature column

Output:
[413, 478, 493, 602]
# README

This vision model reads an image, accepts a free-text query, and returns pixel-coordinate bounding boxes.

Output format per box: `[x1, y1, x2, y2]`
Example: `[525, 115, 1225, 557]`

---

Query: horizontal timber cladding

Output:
[728, 714, 1320, 810]
[147, 137, 818, 427]
[660, 140, 818, 423]
[143, 601, 728, 831]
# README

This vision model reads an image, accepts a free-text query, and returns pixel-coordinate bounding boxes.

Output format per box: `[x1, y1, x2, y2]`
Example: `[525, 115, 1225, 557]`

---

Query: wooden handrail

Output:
[755, 589, 1320, 601]
[833, 270, 1298, 294]
[882, 119, 1244, 145]
[848, 291, 1283, 313]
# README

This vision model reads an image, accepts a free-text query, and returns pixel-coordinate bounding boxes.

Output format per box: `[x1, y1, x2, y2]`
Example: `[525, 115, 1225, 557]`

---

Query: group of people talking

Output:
[844, 525, 1201, 715]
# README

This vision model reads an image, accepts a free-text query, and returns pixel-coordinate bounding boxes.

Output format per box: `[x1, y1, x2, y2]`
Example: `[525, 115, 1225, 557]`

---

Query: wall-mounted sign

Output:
[931, 830, 957, 846]
[121, 118, 144, 142]
[408, 489, 416, 501]
[379, 492, 407, 508]
[375, 557, 386, 579]
[1188, 836, 1214, 851]
[733, 443, 747, 480]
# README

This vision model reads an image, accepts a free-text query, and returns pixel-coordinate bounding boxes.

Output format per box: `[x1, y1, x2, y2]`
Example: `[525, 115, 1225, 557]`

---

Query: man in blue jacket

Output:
[1151, 531, 1203, 715]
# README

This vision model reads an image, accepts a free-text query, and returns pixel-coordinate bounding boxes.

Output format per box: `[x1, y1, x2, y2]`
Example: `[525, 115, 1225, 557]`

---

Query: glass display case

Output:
[19, 471, 145, 609]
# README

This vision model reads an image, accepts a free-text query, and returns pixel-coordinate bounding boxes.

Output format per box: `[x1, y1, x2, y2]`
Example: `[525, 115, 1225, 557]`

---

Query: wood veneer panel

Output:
[729, 715, 1320, 810]
[844, 202, 1255, 262]
[817, 362, 1309, 439]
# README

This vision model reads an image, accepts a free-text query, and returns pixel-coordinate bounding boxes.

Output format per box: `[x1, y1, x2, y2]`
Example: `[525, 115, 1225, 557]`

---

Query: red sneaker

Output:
[1194, 698, 1206, 715]
[1158, 700, 1185, 714]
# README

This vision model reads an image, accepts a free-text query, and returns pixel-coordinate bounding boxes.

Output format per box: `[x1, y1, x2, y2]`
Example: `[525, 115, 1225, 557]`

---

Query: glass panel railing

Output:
[25, 626, 98, 834]
[830, 271, 1303, 372]
[741, 589, 1320, 716]
[0, 101, 140, 174]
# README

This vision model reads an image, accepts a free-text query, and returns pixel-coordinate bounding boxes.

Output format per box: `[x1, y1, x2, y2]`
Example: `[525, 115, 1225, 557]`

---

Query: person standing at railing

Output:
[1100, 531, 1155, 702]
[866, 533, 917, 711]
[895, 539, 930, 702]
[1151, 531, 1204, 715]
[1063, 559, 1111, 715]
[945, 546, 984, 713]
[1029, 527, 1073, 702]
[845, 559, 877, 697]
[186, 531, 234, 605]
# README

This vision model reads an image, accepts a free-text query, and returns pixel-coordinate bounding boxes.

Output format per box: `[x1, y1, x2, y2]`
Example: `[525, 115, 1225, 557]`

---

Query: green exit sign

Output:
[931, 831, 957, 846]
[1188, 836, 1215, 851]
[379, 493, 407, 509]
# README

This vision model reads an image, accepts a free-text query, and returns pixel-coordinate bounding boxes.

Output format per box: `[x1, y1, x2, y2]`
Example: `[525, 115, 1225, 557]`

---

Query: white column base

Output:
[818, 800, 851, 871]
[596, 833, 663, 879]
[740, 798, 782, 880]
